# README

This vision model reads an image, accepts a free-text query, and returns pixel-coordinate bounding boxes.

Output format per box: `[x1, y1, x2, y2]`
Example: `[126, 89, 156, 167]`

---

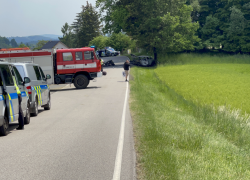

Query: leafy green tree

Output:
[33, 40, 49, 50]
[108, 33, 132, 52]
[201, 15, 221, 49]
[72, 2, 101, 47]
[59, 22, 75, 48]
[19, 42, 27, 48]
[89, 33, 136, 52]
[0, 36, 10, 48]
[223, 6, 249, 53]
[89, 35, 109, 49]
[10, 39, 18, 48]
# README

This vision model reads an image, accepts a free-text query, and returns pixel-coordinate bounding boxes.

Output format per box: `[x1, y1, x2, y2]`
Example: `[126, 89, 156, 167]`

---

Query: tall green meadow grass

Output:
[158, 53, 250, 65]
[155, 64, 250, 114]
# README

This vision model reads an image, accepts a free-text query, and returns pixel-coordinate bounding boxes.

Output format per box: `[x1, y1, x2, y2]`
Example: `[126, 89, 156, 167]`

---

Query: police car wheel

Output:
[44, 95, 51, 110]
[24, 104, 30, 124]
[31, 100, 38, 117]
[74, 75, 89, 89]
[0, 116, 9, 136]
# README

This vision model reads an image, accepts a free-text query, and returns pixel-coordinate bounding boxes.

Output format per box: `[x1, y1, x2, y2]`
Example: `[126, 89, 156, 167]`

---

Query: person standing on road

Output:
[12, 75, 24, 130]
[100, 58, 104, 72]
[98, 49, 102, 58]
[123, 60, 130, 82]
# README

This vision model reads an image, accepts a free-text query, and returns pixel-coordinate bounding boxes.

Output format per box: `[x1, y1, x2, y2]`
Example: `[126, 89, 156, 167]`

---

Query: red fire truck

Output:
[0, 47, 104, 89]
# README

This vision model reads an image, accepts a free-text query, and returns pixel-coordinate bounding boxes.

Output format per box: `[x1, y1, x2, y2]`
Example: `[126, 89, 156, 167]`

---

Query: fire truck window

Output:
[84, 51, 92, 60]
[63, 52, 73, 61]
[33, 66, 42, 80]
[76, 52, 83, 60]
[0, 65, 14, 86]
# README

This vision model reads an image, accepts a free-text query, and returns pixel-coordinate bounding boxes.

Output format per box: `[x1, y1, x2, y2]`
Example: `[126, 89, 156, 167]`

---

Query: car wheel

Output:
[24, 103, 30, 124]
[44, 94, 51, 110]
[31, 99, 38, 117]
[140, 59, 149, 66]
[0, 116, 9, 136]
[112, 53, 114, 56]
[74, 75, 89, 89]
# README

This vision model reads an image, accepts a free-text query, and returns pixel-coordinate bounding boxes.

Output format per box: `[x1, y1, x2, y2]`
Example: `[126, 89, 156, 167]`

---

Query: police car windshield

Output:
[15, 65, 25, 80]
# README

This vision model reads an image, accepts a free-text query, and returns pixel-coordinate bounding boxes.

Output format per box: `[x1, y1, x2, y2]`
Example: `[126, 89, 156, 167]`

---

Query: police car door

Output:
[38, 66, 48, 103]
[0, 73, 5, 122]
[33, 66, 44, 106]
[12, 65, 27, 113]
[0, 65, 19, 122]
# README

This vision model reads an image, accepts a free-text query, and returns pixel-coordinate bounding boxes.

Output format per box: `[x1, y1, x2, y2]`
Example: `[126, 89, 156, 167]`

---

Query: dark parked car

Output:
[130, 54, 155, 67]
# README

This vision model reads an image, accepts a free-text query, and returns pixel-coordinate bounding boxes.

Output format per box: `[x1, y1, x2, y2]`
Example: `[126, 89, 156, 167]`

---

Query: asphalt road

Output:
[0, 60, 136, 180]
[102, 55, 130, 66]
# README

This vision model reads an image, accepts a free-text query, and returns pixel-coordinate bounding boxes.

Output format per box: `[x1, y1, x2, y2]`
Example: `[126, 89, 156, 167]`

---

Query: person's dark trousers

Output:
[18, 94, 24, 128]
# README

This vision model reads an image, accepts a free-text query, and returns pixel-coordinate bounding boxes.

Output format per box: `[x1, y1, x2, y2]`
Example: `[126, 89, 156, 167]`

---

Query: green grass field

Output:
[155, 64, 250, 114]
[130, 54, 250, 180]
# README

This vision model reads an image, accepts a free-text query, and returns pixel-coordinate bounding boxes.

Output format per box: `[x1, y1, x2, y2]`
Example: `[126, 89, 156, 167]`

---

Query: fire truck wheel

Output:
[0, 115, 9, 136]
[74, 75, 89, 89]
[55, 77, 61, 84]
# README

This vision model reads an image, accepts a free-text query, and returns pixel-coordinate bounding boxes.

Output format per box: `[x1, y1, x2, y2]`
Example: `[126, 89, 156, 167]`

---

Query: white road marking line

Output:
[112, 80, 129, 180]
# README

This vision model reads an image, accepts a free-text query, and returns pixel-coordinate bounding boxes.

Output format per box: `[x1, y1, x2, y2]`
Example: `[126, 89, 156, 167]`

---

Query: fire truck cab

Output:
[54, 48, 103, 89]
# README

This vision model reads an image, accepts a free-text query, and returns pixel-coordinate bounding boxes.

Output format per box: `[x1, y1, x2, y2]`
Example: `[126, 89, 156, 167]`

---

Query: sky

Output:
[0, 0, 97, 37]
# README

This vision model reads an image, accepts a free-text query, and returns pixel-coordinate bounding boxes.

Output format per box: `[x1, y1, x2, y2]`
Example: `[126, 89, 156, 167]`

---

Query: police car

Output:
[0, 62, 31, 136]
[13, 63, 51, 116]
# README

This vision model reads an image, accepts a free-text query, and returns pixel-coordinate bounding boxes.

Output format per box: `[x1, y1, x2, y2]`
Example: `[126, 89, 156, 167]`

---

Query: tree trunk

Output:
[153, 47, 157, 66]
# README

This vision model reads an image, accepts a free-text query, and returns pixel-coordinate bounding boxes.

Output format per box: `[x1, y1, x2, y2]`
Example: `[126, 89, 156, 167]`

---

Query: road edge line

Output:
[112, 81, 129, 180]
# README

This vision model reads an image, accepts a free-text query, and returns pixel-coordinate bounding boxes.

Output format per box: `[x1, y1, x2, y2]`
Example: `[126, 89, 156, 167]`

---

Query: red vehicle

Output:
[0, 47, 104, 89]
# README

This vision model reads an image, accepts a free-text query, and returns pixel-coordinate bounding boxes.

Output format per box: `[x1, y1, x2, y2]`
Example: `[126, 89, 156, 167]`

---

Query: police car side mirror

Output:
[24, 77, 31, 84]
[46, 74, 51, 80]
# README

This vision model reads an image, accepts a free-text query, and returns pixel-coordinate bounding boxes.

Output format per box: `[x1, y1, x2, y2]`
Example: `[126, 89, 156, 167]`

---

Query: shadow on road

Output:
[51, 86, 101, 92]
[8, 123, 19, 131]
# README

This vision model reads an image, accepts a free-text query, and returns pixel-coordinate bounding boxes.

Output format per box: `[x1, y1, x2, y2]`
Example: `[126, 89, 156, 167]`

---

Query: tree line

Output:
[0, 37, 19, 48]
[96, 0, 250, 59]
[188, 0, 250, 53]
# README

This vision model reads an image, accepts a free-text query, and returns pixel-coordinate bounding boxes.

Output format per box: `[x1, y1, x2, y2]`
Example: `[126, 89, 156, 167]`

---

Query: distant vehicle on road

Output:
[97, 47, 119, 57]
[130, 54, 155, 67]
[14, 63, 51, 117]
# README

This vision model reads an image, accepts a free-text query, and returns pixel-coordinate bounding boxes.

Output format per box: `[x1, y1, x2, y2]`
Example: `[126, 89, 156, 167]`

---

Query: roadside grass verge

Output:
[130, 66, 250, 180]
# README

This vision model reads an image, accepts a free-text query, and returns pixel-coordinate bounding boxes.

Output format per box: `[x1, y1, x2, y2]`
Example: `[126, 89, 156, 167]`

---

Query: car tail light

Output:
[26, 86, 32, 94]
